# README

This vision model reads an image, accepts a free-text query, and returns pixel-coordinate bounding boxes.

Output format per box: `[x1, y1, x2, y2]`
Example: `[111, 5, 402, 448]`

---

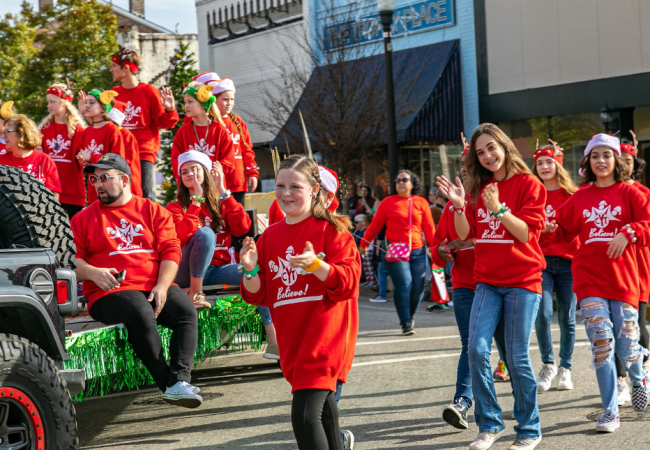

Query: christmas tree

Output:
[158, 42, 198, 204]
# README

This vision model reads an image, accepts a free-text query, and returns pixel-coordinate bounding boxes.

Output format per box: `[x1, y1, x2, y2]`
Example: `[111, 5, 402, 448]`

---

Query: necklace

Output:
[192, 120, 209, 151]
[92, 119, 106, 125]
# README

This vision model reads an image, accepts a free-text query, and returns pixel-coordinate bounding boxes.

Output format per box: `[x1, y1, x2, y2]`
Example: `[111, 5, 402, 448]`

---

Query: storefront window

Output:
[400, 144, 463, 194]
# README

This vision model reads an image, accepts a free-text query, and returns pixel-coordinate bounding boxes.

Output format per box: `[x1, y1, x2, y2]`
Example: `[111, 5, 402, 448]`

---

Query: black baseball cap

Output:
[84, 153, 132, 175]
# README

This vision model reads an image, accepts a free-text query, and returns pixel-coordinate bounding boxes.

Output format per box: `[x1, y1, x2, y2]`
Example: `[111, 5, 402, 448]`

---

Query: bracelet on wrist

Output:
[219, 189, 232, 200]
[300, 252, 326, 275]
[450, 204, 465, 215]
[237, 264, 259, 279]
[490, 202, 510, 219]
[622, 224, 638, 243]
[190, 195, 205, 204]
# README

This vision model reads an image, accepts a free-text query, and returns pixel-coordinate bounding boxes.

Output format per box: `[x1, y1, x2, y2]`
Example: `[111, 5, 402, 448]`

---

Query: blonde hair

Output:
[277, 155, 351, 233]
[531, 147, 576, 195]
[39, 83, 87, 138]
[465, 123, 531, 205]
[6, 115, 42, 150]
[187, 81, 224, 126]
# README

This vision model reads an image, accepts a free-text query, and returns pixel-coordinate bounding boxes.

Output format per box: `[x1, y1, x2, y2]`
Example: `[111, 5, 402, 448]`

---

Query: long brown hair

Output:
[6, 115, 42, 150]
[176, 164, 223, 233]
[465, 123, 531, 205]
[579, 152, 629, 186]
[278, 155, 351, 233]
[531, 147, 576, 195]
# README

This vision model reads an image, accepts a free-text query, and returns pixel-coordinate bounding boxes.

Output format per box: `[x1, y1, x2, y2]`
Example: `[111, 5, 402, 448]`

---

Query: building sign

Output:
[325, 0, 455, 50]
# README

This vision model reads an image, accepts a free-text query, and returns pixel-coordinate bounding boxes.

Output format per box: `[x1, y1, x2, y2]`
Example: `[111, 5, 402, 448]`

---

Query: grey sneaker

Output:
[536, 362, 557, 392]
[369, 296, 387, 302]
[469, 430, 505, 450]
[595, 411, 620, 433]
[401, 321, 415, 336]
[162, 381, 203, 408]
[263, 342, 280, 360]
[443, 398, 469, 429]
[341, 430, 355, 449]
[507, 436, 542, 449]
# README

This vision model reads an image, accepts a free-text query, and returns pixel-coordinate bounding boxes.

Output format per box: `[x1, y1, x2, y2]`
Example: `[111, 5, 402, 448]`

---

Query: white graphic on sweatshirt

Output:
[545, 205, 556, 223]
[189, 139, 216, 157]
[225, 128, 242, 159]
[475, 208, 513, 244]
[83, 139, 104, 156]
[583, 201, 622, 244]
[121, 101, 142, 127]
[46, 134, 71, 161]
[202, 216, 229, 251]
[19, 163, 44, 182]
[106, 219, 152, 255]
[269, 245, 323, 307]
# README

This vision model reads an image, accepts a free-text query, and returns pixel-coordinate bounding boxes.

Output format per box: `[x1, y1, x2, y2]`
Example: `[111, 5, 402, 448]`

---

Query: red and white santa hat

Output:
[178, 150, 212, 174]
[318, 165, 340, 212]
[193, 72, 220, 85]
[207, 78, 236, 95]
[584, 133, 621, 156]
[107, 100, 127, 127]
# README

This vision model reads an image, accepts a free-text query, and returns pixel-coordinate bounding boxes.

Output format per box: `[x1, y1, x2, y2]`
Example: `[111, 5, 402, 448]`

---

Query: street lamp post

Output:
[378, 0, 398, 195]
[600, 104, 613, 134]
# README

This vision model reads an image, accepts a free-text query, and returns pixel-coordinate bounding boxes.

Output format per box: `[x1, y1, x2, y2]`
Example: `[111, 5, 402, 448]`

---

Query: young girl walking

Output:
[39, 83, 87, 217]
[531, 141, 579, 393]
[240, 155, 360, 450]
[437, 123, 546, 450]
[548, 133, 650, 432]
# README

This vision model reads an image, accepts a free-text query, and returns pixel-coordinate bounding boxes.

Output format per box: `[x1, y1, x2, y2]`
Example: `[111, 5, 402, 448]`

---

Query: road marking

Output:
[356, 328, 564, 346]
[359, 305, 395, 311]
[352, 342, 589, 367]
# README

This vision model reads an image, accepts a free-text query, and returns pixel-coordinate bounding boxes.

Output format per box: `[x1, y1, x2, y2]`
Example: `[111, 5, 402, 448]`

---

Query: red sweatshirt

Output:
[118, 127, 143, 197]
[242, 216, 360, 392]
[632, 181, 650, 304]
[74, 123, 126, 204]
[70, 195, 182, 310]
[41, 121, 85, 206]
[0, 150, 61, 194]
[170, 121, 235, 181]
[112, 83, 180, 164]
[0, 141, 5, 155]
[361, 195, 435, 250]
[465, 173, 546, 294]
[539, 189, 579, 260]
[222, 114, 258, 193]
[553, 182, 650, 307]
[430, 201, 476, 290]
[166, 196, 251, 267]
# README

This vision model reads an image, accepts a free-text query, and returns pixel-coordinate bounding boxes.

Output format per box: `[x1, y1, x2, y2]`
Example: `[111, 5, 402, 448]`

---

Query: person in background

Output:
[346, 182, 359, 219]
[355, 184, 375, 216]
[371, 184, 385, 214]
[107, 100, 143, 197]
[360, 214, 376, 287]
[0, 100, 15, 155]
[352, 214, 366, 248]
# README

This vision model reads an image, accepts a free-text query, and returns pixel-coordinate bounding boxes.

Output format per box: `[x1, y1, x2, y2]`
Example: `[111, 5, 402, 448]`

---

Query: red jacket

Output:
[0, 141, 5, 155]
[465, 173, 546, 294]
[166, 196, 251, 267]
[70, 196, 182, 309]
[539, 188, 579, 260]
[112, 83, 179, 164]
[118, 127, 143, 197]
[430, 201, 476, 291]
[361, 195, 435, 250]
[41, 121, 86, 206]
[269, 199, 285, 225]
[170, 121, 235, 181]
[222, 114, 258, 193]
[242, 216, 360, 392]
[553, 182, 650, 307]
[631, 181, 650, 304]
[0, 150, 61, 194]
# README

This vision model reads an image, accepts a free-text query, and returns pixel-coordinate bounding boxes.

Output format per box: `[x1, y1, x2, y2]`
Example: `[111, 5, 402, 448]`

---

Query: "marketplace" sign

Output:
[325, 0, 455, 50]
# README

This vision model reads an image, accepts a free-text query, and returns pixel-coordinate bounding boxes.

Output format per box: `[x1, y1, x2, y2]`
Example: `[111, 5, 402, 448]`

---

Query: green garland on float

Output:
[63, 295, 263, 401]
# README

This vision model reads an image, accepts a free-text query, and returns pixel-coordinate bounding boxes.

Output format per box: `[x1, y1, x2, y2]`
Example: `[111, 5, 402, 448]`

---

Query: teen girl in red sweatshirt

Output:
[531, 141, 579, 394]
[549, 134, 650, 432]
[438, 123, 545, 450]
[240, 155, 360, 450]
[39, 83, 87, 217]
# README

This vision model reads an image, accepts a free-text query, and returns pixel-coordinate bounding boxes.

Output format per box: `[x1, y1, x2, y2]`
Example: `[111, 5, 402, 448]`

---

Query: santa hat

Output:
[584, 133, 621, 156]
[534, 147, 563, 165]
[107, 100, 127, 126]
[178, 150, 212, 174]
[354, 214, 366, 223]
[318, 165, 340, 212]
[193, 72, 220, 85]
[621, 143, 636, 157]
[207, 78, 236, 96]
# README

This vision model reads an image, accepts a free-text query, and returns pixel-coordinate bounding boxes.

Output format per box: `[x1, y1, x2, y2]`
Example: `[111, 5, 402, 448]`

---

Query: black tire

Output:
[0, 165, 76, 269]
[0, 333, 78, 450]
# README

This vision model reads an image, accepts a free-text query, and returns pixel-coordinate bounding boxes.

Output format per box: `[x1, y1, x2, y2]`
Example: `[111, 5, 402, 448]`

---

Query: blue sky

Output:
[1, 0, 198, 34]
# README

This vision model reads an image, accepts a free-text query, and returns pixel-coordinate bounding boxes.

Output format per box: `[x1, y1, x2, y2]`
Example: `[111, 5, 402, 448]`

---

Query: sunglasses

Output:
[355, 220, 364, 224]
[89, 174, 122, 186]
[395, 177, 411, 184]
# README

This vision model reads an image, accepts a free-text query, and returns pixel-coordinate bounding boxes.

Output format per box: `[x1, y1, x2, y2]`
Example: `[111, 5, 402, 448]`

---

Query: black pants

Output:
[231, 191, 253, 253]
[616, 301, 649, 378]
[291, 389, 342, 450]
[89, 285, 198, 391]
[140, 160, 156, 201]
[61, 203, 84, 220]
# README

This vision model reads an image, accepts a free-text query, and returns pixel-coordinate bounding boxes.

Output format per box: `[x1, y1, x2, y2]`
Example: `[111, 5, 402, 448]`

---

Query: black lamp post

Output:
[600, 104, 614, 134]
[378, 0, 398, 195]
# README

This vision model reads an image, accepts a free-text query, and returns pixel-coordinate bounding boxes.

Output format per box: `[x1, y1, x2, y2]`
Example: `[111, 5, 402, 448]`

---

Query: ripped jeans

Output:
[580, 297, 646, 413]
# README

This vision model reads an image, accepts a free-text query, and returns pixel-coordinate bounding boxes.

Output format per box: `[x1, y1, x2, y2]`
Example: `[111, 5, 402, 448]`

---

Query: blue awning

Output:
[270, 39, 462, 150]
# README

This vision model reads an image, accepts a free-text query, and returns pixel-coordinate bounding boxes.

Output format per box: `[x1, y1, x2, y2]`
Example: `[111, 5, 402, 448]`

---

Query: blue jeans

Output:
[468, 283, 542, 438]
[535, 256, 576, 369]
[382, 246, 427, 325]
[175, 228, 216, 286]
[452, 288, 475, 408]
[377, 260, 389, 298]
[580, 297, 645, 413]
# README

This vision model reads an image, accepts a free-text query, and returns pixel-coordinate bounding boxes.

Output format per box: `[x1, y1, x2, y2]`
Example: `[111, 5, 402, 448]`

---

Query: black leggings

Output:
[89, 285, 198, 391]
[292, 389, 342, 450]
[616, 301, 649, 378]
[231, 191, 253, 253]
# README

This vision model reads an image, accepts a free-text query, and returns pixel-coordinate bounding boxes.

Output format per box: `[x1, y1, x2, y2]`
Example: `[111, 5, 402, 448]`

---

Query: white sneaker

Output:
[644, 362, 650, 381]
[469, 430, 505, 450]
[595, 411, 620, 433]
[618, 379, 631, 406]
[162, 381, 203, 408]
[263, 342, 280, 360]
[536, 362, 558, 392]
[508, 436, 542, 450]
[370, 296, 387, 302]
[557, 367, 573, 390]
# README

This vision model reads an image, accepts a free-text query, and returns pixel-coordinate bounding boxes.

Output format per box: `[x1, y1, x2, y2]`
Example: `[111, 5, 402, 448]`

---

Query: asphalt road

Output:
[76, 287, 650, 449]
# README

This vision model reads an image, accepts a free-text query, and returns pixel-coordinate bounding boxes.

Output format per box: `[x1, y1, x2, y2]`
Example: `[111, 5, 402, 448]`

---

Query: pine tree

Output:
[158, 42, 199, 204]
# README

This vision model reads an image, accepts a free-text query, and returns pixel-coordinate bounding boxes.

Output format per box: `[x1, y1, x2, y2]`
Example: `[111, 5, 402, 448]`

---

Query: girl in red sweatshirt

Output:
[437, 123, 545, 450]
[549, 134, 650, 432]
[107, 100, 143, 197]
[39, 84, 87, 217]
[240, 155, 360, 450]
[531, 141, 579, 395]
